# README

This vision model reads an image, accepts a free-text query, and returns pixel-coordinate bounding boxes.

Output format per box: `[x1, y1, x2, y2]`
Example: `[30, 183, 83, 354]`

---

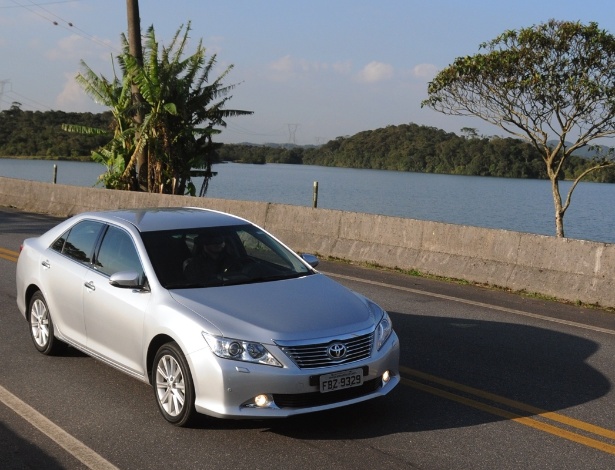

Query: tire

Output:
[28, 291, 63, 355]
[152, 342, 196, 427]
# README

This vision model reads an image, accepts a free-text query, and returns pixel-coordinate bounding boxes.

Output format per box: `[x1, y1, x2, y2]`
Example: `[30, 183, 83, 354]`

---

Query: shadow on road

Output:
[2, 310, 610, 467]
[264, 311, 610, 440]
[0, 422, 68, 470]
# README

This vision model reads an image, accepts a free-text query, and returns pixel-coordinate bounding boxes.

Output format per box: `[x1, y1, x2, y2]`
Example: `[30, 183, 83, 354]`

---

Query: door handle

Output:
[41, 260, 50, 269]
[84, 280, 96, 291]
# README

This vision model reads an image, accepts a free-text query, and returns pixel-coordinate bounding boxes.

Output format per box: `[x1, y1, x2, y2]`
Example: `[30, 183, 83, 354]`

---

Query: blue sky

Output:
[1, 0, 614, 145]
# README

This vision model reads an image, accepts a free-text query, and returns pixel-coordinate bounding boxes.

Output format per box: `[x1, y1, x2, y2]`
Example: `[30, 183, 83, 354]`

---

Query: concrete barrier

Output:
[1, 176, 614, 308]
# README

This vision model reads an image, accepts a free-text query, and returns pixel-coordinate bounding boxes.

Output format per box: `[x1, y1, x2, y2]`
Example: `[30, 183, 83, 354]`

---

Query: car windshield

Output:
[141, 224, 313, 289]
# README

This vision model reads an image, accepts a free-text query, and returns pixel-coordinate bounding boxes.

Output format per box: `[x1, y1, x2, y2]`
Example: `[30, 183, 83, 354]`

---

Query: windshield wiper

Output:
[164, 282, 210, 289]
[236, 271, 310, 285]
[166, 271, 312, 289]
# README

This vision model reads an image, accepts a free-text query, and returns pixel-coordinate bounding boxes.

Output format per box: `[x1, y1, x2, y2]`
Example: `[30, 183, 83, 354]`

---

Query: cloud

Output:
[269, 55, 295, 79]
[205, 35, 225, 56]
[267, 55, 353, 82]
[331, 60, 353, 74]
[46, 35, 86, 61]
[55, 72, 92, 111]
[46, 34, 116, 63]
[412, 63, 438, 79]
[357, 61, 394, 83]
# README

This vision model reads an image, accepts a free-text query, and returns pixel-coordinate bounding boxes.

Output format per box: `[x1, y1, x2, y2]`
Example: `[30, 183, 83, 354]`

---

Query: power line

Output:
[1, 1, 119, 113]
[18, 0, 73, 24]
[10, 0, 69, 24]
[8, 0, 119, 53]
[7, 87, 54, 110]
[0, 0, 82, 8]
[0, 80, 54, 111]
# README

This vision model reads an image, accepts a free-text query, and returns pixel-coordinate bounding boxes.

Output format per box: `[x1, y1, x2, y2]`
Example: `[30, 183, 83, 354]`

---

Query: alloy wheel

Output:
[30, 298, 50, 348]
[155, 354, 186, 417]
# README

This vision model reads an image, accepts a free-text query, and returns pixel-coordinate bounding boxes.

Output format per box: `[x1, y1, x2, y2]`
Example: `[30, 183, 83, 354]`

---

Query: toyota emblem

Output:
[327, 342, 347, 359]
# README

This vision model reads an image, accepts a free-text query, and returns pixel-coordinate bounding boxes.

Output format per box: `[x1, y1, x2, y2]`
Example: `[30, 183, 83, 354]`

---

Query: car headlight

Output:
[368, 301, 393, 351]
[375, 311, 393, 351]
[202, 333, 282, 367]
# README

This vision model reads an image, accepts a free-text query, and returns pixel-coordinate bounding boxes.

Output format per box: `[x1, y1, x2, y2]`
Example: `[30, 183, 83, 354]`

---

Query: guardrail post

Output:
[313, 181, 318, 208]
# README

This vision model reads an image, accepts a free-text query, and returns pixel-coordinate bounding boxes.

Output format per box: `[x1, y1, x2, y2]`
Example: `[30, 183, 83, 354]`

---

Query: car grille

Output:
[278, 332, 374, 369]
[272, 378, 382, 408]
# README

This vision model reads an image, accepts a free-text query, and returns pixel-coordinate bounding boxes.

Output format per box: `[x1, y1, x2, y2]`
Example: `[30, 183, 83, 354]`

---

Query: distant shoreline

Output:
[0, 156, 91, 162]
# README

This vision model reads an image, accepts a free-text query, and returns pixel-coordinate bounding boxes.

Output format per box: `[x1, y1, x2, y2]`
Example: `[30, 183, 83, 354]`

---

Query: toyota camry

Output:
[16, 207, 400, 426]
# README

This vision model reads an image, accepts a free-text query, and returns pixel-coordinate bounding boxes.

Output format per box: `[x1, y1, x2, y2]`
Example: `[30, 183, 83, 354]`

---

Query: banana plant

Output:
[68, 22, 252, 195]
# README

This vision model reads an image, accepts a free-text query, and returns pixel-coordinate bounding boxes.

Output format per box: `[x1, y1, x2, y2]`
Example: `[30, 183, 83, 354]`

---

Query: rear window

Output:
[51, 220, 104, 264]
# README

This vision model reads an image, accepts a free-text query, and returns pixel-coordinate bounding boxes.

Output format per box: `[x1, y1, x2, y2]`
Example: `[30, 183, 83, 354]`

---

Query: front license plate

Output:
[319, 368, 364, 393]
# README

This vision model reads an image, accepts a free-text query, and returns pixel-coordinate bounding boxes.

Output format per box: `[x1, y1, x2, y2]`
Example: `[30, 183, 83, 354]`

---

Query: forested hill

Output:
[305, 124, 544, 177]
[218, 123, 614, 182]
[0, 107, 111, 159]
[1, 107, 612, 182]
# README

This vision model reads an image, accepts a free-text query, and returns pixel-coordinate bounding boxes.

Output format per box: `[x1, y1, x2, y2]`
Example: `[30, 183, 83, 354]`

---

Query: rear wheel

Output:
[29, 291, 63, 355]
[152, 342, 196, 427]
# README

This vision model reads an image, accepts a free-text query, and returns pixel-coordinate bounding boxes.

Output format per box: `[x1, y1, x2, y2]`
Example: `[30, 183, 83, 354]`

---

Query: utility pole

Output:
[126, 0, 146, 189]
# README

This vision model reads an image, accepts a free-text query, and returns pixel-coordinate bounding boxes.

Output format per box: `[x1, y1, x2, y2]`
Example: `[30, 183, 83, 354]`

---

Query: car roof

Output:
[81, 207, 249, 232]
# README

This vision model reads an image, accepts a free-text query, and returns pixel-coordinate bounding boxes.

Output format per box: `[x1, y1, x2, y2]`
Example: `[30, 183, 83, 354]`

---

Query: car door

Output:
[83, 225, 150, 376]
[42, 220, 105, 348]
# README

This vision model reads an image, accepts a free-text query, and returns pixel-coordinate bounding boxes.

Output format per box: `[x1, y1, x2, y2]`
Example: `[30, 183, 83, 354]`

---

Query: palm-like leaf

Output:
[71, 21, 252, 194]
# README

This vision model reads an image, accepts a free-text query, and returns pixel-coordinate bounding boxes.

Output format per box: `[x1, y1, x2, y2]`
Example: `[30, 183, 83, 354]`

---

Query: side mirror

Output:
[301, 253, 319, 268]
[109, 271, 143, 288]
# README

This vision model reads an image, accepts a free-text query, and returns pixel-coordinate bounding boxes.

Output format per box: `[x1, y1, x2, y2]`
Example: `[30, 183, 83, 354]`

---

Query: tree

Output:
[64, 59, 135, 189]
[120, 24, 253, 195]
[460, 127, 478, 139]
[68, 22, 252, 195]
[422, 20, 615, 238]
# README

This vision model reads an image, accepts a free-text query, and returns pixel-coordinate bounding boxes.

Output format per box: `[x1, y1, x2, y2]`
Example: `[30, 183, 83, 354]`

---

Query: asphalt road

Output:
[1, 207, 615, 469]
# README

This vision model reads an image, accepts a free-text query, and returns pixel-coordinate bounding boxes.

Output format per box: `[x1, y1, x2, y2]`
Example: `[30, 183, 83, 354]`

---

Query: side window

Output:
[95, 226, 143, 278]
[51, 220, 103, 264]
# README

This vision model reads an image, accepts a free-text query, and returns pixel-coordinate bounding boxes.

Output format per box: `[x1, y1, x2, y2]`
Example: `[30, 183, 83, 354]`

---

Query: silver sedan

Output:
[16, 207, 400, 426]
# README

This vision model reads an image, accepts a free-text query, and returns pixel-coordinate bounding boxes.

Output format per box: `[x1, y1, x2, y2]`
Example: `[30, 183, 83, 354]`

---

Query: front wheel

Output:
[29, 291, 63, 355]
[152, 342, 196, 427]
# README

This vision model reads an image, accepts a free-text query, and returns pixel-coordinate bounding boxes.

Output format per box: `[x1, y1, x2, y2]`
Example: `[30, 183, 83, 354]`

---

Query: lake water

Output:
[1, 158, 614, 244]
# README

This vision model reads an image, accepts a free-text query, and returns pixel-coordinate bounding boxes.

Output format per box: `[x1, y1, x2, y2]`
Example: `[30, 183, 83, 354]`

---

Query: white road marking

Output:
[325, 271, 615, 336]
[0, 384, 118, 470]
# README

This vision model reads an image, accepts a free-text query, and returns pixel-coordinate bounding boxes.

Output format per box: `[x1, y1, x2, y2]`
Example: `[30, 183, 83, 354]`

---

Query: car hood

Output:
[169, 273, 377, 342]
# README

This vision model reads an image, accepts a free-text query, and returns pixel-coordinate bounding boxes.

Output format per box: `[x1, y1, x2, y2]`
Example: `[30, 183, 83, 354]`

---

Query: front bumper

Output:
[188, 331, 400, 419]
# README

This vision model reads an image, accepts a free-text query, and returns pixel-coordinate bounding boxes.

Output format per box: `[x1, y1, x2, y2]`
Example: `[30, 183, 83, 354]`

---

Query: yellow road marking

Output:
[401, 366, 615, 455]
[4, 249, 615, 455]
[0, 247, 19, 263]
[402, 366, 615, 440]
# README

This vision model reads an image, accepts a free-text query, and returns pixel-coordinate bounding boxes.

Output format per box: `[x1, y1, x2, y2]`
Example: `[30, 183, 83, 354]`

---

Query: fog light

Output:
[254, 394, 273, 408]
[382, 370, 391, 383]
